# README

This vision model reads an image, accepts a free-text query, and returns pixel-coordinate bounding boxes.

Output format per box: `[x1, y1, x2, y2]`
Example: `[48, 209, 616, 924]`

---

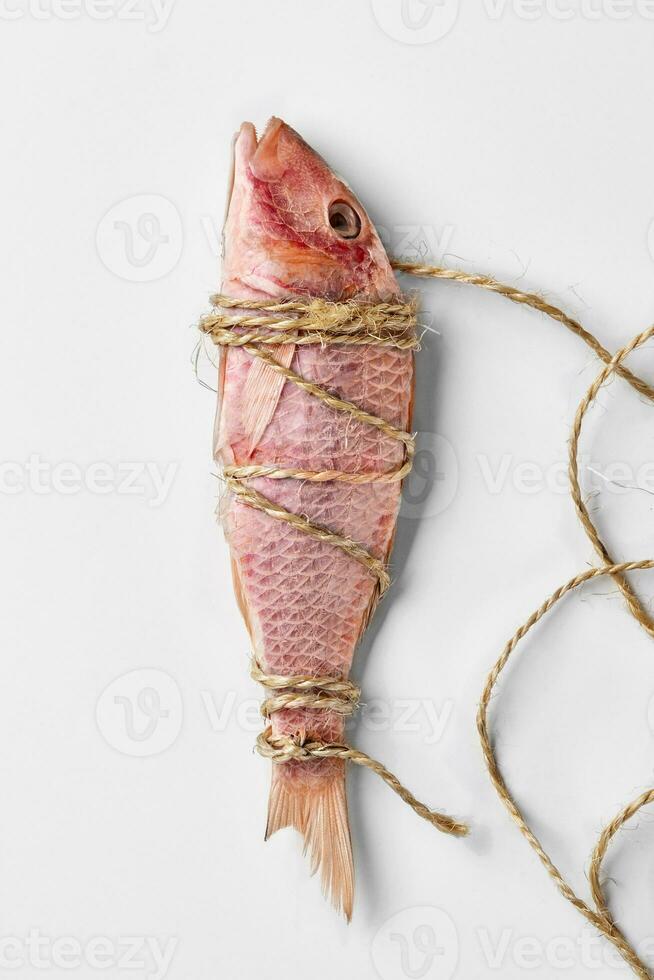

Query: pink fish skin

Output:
[214, 118, 413, 918]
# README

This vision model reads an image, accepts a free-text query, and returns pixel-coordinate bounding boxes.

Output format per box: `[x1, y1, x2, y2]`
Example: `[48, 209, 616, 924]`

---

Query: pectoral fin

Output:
[242, 344, 295, 455]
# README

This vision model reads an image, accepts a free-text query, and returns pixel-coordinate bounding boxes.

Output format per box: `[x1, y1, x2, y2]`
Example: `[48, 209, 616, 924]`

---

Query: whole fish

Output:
[214, 118, 413, 918]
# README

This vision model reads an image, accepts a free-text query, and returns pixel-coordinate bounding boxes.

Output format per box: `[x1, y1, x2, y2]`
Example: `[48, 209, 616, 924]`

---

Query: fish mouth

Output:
[224, 117, 296, 238]
[247, 117, 291, 180]
[224, 118, 280, 224]
[221, 119, 295, 296]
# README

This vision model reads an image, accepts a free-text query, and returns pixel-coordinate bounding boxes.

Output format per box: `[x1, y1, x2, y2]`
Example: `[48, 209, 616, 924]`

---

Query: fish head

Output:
[222, 117, 398, 301]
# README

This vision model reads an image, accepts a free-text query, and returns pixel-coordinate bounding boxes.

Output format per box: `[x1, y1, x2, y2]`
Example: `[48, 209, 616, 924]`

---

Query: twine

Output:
[390, 260, 654, 402]
[250, 657, 361, 717]
[251, 659, 467, 836]
[477, 560, 654, 979]
[475, 322, 654, 980]
[389, 260, 654, 639]
[200, 294, 420, 350]
[205, 260, 653, 964]
[205, 288, 467, 838]
[391, 261, 654, 977]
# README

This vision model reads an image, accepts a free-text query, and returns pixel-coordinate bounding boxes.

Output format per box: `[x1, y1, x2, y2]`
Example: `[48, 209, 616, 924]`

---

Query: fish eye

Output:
[328, 200, 362, 240]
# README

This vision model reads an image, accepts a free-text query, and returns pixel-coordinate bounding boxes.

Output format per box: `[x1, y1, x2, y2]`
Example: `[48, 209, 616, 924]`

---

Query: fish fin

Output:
[242, 343, 295, 454]
[359, 515, 400, 635]
[266, 765, 354, 921]
[359, 580, 382, 637]
[212, 349, 227, 461]
[265, 769, 308, 839]
[228, 555, 255, 640]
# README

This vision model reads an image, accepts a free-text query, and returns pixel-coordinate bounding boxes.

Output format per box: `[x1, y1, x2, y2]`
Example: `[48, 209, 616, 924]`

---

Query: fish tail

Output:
[266, 761, 354, 920]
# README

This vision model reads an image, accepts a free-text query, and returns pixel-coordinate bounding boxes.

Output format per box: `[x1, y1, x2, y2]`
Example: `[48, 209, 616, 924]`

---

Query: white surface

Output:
[2, 3, 654, 978]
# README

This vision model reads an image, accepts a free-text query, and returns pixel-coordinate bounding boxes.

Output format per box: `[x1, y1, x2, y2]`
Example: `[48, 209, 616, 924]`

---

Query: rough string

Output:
[201, 294, 420, 350]
[204, 289, 468, 838]
[250, 658, 361, 718]
[391, 260, 654, 976]
[205, 263, 654, 963]
[251, 658, 467, 836]
[390, 260, 654, 402]
[477, 559, 654, 980]
[390, 260, 654, 640]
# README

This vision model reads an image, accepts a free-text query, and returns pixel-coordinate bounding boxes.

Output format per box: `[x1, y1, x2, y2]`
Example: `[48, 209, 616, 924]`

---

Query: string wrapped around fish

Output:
[200, 117, 467, 918]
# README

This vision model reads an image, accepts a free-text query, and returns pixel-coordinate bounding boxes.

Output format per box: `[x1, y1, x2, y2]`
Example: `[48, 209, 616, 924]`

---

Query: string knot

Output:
[250, 658, 468, 838]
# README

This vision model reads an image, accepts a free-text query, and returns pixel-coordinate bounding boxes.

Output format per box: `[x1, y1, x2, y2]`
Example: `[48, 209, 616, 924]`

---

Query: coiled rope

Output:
[389, 261, 654, 978]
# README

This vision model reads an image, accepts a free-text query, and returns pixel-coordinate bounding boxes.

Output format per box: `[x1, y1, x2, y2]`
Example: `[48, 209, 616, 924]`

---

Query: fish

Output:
[213, 117, 413, 918]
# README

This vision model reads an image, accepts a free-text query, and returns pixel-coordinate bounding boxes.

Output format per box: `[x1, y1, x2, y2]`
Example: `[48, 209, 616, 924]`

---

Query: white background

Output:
[2, 1, 654, 978]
